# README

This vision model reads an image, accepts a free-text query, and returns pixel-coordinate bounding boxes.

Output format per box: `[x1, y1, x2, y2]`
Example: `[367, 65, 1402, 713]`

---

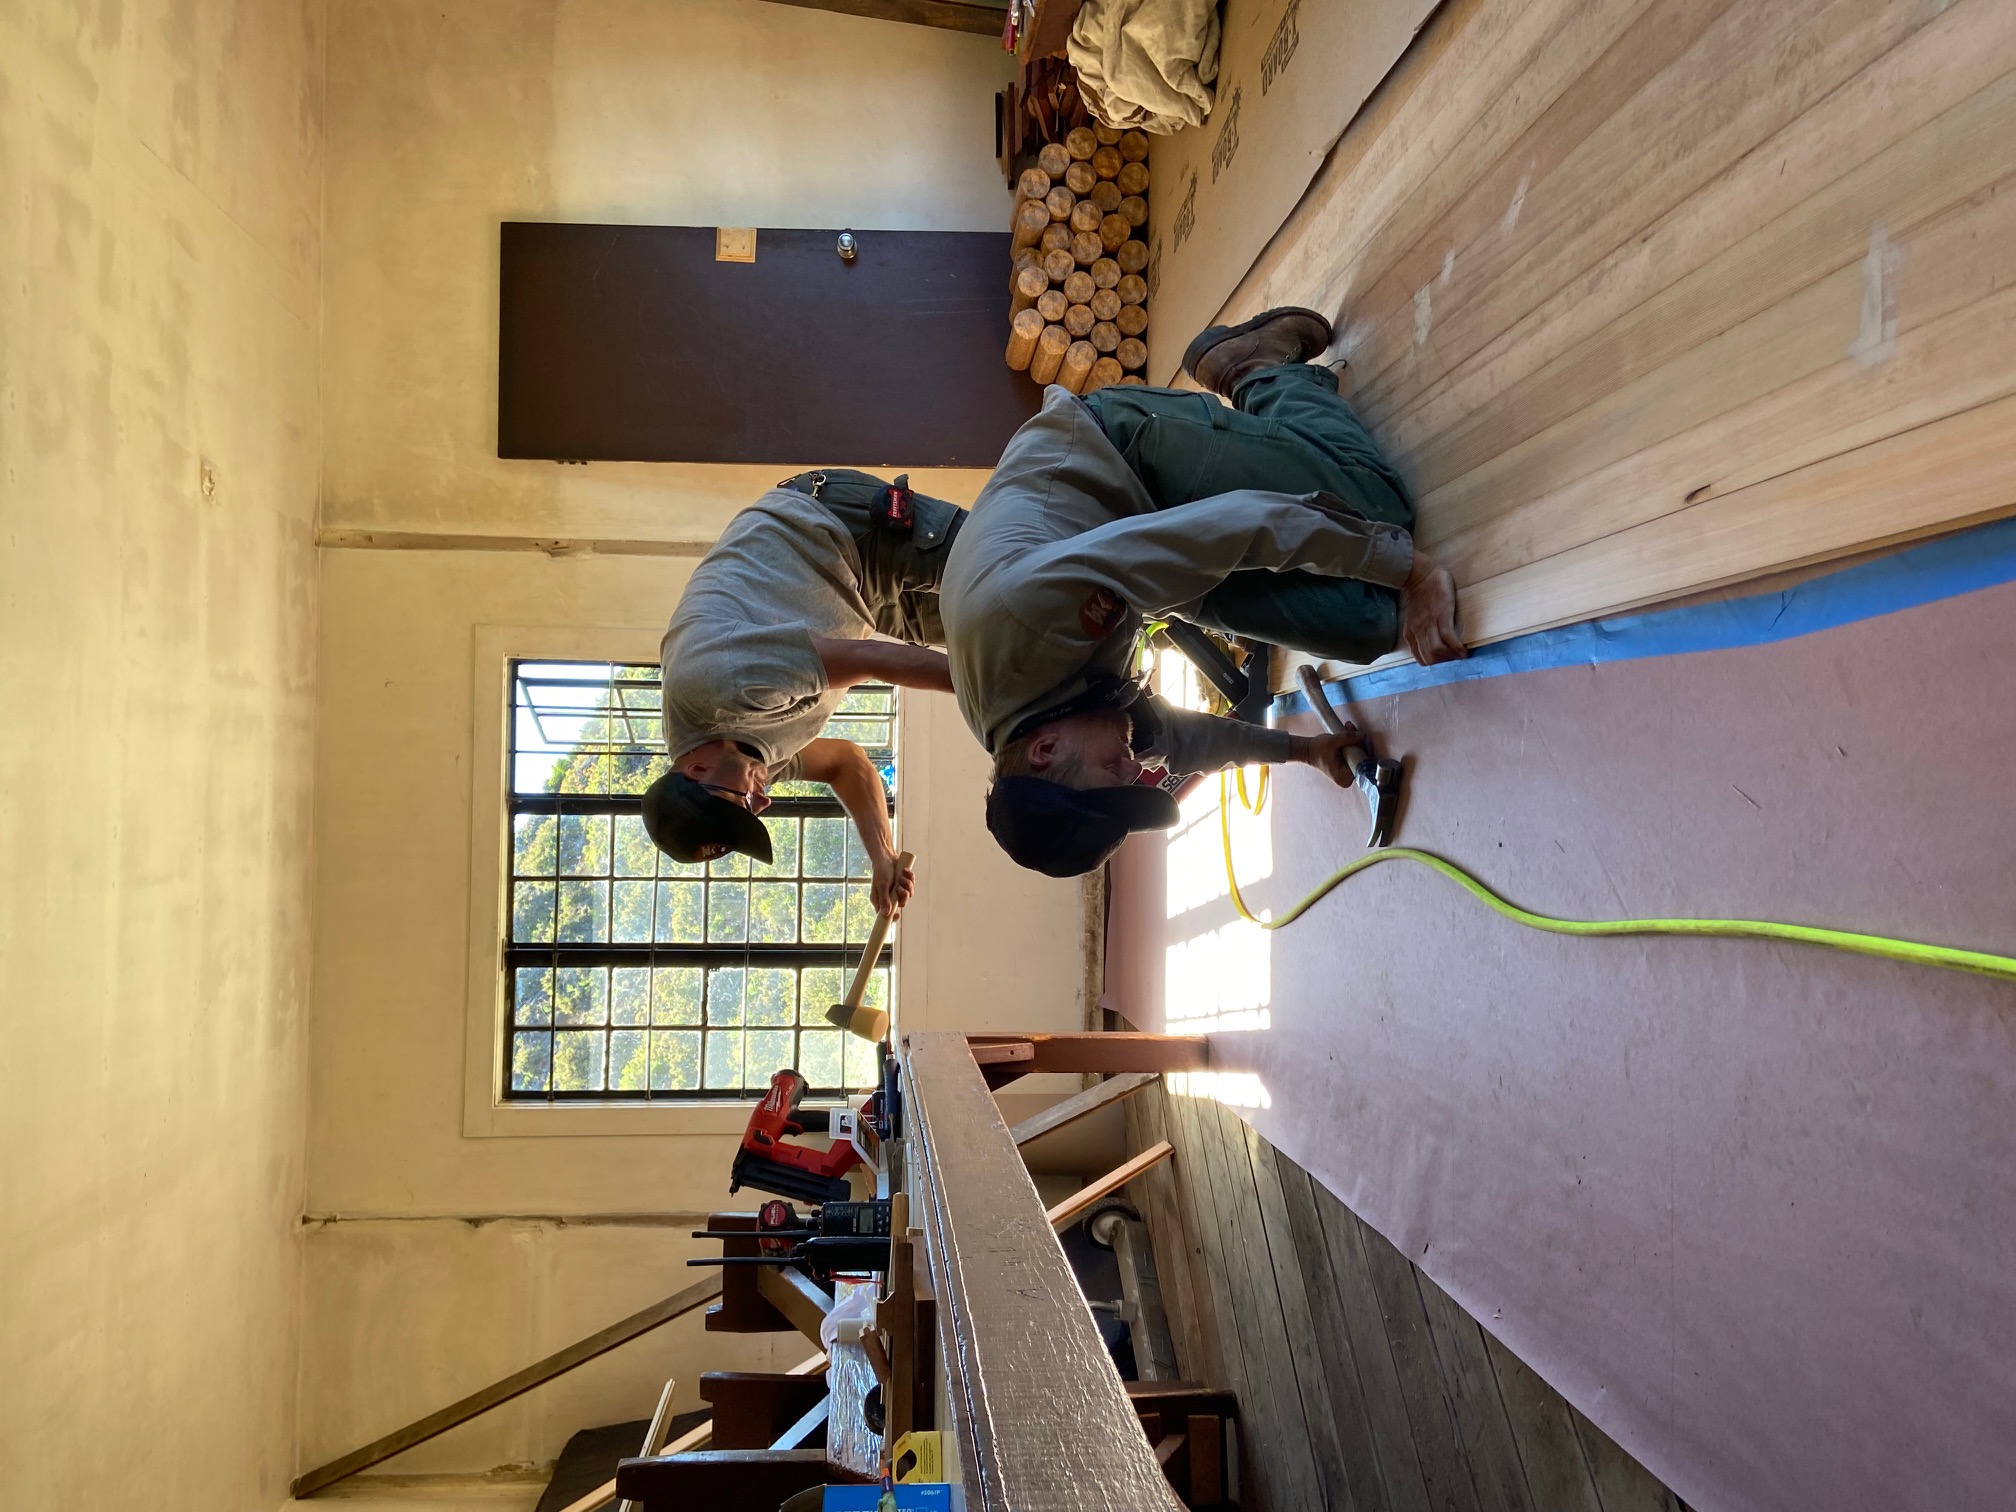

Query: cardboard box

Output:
[1143, 0, 1437, 381]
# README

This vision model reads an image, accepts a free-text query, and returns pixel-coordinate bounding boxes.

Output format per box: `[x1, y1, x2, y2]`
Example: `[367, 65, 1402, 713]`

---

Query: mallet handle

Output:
[841, 850, 912, 1011]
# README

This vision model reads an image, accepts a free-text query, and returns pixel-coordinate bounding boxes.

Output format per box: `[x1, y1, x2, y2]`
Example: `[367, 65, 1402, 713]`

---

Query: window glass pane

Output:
[843, 1021, 881, 1089]
[802, 967, 847, 1020]
[707, 882, 749, 942]
[706, 968, 745, 1026]
[612, 814, 657, 876]
[844, 883, 877, 943]
[744, 1029, 796, 1088]
[650, 1030, 701, 1090]
[558, 814, 610, 876]
[553, 1031, 606, 1091]
[704, 1031, 744, 1090]
[749, 882, 798, 944]
[514, 967, 554, 1026]
[709, 851, 751, 879]
[610, 967, 651, 1025]
[747, 968, 796, 1026]
[513, 814, 555, 878]
[611, 880, 655, 943]
[511, 1031, 552, 1092]
[656, 880, 704, 943]
[653, 967, 703, 1025]
[835, 688, 892, 714]
[845, 825, 873, 879]
[798, 1030, 844, 1090]
[802, 882, 846, 943]
[609, 1029, 650, 1091]
[752, 817, 799, 879]
[802, 818, 847, 878]
[557, 880, 608, 943]
[512, 882, 555, 943]
[555, 967, 608, 1026]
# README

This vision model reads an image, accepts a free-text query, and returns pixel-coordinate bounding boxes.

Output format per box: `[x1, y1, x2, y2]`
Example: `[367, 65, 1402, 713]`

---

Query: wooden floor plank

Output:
[1270, 1148, 1417, 1512]
[1379, 0, 2016, 458]
[1238, 1124, 1360, 1510]
[1349, 0, 1820, 400]
[1405, 65, 2016, 530]
[1350, 1214, 1483, 1512]
[1427, 185, 2016, 581]
[1415, 1274, 1535, 1512]
[1307, 1183, 1439, 1512]
[1333, 0, 1730, 396]
[1193, 1097, 1329, 1512]
[1458, 387, 2016, 645]
[1160, 1088, 1261, 1467]
[1124, 1085, 1219, 1386]
[1482, 1331, 1605, 1512]
[1356, 0, 1923, 421]
[1570, 1405, 1688, 1512]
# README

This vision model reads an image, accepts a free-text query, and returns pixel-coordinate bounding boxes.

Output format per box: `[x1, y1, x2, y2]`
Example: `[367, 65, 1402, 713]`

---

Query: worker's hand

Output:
[1399, 551, 1467, 665]
[870, 851, 916, 918]
[1289, 732, 1366, 789]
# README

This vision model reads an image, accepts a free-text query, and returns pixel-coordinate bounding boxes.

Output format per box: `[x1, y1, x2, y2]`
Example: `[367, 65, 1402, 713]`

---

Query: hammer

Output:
[824, 850, 912, 1042]
[1297, 665, 1402, 849]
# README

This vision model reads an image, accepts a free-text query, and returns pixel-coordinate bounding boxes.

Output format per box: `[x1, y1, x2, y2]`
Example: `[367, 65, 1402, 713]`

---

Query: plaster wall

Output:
[306, 4, 1066, 1484]
[320, 0, 1012, 547]
[303, 547, 1090, 1478]
[0, 2, 325, 1508]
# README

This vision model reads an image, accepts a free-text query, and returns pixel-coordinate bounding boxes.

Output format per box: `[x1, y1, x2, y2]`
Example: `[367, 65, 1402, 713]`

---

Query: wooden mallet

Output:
[824, 850, 911, 1042]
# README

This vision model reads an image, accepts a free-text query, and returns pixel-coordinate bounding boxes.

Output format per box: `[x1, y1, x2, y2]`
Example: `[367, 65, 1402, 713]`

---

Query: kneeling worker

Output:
[643, 471, 963, 914]
[940, 307, 1466, 877]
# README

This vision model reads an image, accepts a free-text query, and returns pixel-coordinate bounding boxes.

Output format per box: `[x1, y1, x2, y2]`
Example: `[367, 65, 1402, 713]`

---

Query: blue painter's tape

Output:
[1274, 514, 2016, 719]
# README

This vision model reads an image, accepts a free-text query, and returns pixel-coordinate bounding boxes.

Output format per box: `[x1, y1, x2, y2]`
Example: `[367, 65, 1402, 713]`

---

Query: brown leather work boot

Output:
[1180, 306, 1334, 398]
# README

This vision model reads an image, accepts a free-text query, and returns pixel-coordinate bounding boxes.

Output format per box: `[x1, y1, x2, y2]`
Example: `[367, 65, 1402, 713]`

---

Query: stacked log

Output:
[1003, 127, 1150, 393]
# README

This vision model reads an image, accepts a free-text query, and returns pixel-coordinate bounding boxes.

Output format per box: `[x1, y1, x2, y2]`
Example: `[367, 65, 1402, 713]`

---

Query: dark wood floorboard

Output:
[1128, 1082, 1689, 1512]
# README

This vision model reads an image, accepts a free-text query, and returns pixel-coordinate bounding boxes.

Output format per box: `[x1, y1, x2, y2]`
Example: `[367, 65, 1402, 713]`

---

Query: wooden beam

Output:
[291, 1275, 722, 1498]
[1009, 1071, 1158, 1148]
[904, 1031, 1179, 1510]
[757, 1265, 835, 1348]
[1045, 1142, 1176, 1228]
[558, 1354, 826, 1512]
[757, 0, 1007, 36]
[613, 1377, 679, 1512]
[965, 1032, 1210, 1076]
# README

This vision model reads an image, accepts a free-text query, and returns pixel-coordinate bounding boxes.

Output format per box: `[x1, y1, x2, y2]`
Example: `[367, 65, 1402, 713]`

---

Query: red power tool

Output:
[730, 1069, 863, 1205]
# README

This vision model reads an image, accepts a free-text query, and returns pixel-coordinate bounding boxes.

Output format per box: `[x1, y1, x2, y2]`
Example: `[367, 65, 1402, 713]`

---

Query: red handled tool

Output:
[730, 1068, 863, 1205]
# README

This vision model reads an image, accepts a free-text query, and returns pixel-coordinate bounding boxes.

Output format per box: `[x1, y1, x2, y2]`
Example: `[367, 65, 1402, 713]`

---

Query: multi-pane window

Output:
[505, 661, 895, 1101]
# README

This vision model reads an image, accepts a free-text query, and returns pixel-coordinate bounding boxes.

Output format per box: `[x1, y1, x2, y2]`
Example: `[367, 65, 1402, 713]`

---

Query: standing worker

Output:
[644, 471, 965, 914]
[940, 307, 1466, 877]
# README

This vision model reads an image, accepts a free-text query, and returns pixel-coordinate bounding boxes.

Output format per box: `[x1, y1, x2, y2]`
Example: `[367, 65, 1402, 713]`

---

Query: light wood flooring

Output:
[1215, 0, 2016, 667]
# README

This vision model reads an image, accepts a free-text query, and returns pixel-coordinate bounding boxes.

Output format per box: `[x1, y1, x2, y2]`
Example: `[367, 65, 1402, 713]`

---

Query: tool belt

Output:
[776, 469, 965, 552]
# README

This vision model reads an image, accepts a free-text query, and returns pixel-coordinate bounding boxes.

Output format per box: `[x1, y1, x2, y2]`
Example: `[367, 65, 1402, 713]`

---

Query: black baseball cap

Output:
[985, 776, 1181, 878]
[641, 772, 774, 865]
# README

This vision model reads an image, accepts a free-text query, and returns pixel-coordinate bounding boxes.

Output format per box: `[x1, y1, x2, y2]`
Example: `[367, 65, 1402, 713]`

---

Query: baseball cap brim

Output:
[985, 776, 1181, 878]
[641, 772, 775, 865]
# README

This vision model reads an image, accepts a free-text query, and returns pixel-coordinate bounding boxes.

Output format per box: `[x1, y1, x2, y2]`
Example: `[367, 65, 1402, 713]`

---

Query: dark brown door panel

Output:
[498, 222, 1040, 467]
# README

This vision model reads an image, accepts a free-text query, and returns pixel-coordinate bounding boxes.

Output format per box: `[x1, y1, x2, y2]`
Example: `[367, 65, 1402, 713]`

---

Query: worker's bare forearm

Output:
[807, 739, 896, 861]
[812, 636, 955, 693]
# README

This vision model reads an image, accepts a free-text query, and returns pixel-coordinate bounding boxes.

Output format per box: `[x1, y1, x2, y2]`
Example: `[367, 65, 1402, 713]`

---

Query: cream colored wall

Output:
[305, 1, 1082, 1489]
[0, 3, 324, 1510]
[321, 0, 1012, 548]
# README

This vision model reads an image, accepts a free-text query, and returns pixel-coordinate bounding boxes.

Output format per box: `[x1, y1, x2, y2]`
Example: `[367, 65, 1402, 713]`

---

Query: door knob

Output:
[837, 231, 858, 262]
